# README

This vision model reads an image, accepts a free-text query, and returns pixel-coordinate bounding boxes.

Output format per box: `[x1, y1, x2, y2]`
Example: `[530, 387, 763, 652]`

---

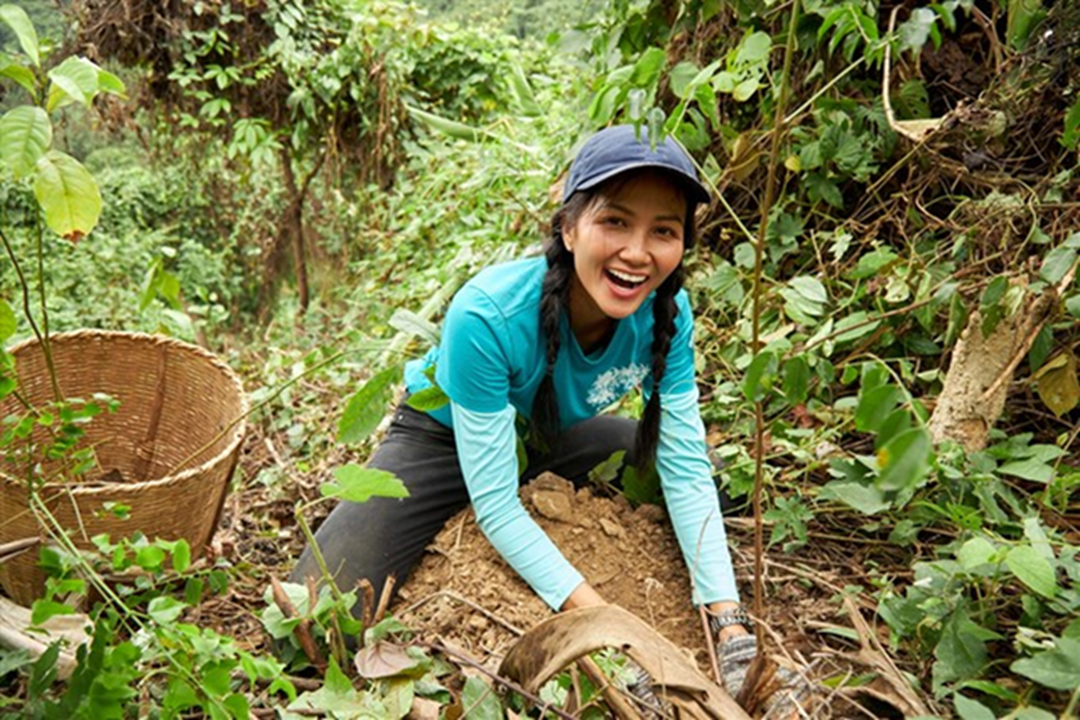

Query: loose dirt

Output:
[394, 472, 711, 670]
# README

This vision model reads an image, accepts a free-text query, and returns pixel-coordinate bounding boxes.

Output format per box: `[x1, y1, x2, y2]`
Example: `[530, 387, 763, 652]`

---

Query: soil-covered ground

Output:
[212, 427, 929, 718]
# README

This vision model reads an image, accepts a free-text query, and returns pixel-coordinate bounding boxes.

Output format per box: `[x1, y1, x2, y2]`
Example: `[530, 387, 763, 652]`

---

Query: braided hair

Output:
[530, 175, 698, 470]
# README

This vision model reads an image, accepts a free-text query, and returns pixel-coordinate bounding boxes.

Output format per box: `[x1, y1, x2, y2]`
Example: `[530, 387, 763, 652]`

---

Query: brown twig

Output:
[270, 576, 326, 674]
[575, 655, 640, 720]
[372, 574, 395, 626]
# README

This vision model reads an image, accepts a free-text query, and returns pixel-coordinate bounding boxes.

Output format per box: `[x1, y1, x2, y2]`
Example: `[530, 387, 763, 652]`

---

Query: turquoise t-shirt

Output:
[404, 257, 738, 610]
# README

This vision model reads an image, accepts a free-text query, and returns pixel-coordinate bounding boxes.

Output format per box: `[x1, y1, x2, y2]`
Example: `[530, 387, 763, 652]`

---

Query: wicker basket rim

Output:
[2, 330, 249, 491]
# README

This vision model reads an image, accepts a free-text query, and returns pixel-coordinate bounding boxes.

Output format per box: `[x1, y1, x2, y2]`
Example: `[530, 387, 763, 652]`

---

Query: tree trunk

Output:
[928, 289, 1056, 452]
[280, 148, 310, 315]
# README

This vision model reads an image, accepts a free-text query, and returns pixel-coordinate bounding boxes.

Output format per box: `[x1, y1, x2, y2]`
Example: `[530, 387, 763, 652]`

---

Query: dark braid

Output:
[530, 203, 579, 450]
[635, 264, 685, 470]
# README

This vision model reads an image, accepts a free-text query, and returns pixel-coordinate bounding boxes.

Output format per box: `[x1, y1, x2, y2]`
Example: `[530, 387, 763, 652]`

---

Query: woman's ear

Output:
[562, 226, 576, 253]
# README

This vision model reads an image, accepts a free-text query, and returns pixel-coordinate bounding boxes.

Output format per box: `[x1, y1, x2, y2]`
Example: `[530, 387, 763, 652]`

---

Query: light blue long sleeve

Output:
[658, 387, 740, 606]
[451, 401, 584, 610]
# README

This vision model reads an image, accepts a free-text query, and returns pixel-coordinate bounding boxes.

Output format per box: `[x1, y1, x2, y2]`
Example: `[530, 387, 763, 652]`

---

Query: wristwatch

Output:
[708, 607, 754, 635]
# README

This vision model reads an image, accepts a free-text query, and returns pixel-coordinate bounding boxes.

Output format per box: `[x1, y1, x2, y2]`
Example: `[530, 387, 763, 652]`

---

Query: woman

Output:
[291, 124, 761, 709]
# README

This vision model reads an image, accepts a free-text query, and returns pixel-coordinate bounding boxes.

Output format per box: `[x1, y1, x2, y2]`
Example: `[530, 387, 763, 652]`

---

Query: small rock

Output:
[599, 517, 624, 537]
[532, 490, 575, 523]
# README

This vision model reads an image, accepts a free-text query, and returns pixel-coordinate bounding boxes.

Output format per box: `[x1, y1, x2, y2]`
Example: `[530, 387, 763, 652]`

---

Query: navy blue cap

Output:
[562, 124, 710, 205]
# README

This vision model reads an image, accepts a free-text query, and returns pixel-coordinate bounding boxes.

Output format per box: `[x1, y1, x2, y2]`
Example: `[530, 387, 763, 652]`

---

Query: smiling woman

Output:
[289, 124, 786, 714]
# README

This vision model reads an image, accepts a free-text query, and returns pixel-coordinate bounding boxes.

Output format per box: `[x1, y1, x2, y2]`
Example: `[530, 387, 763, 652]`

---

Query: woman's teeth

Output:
[607, 269, 646, 288]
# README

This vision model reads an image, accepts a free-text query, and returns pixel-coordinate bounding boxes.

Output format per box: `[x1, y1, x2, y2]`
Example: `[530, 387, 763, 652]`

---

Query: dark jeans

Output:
[289, 402, 638, 617]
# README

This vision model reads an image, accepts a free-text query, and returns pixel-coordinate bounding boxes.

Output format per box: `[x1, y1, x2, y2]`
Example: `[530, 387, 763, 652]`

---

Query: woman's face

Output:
[562, 171, 688, 346]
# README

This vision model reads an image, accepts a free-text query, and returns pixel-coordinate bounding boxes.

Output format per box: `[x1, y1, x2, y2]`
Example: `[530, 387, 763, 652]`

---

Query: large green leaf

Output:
[876, 427, 932, 492]
[337, 365, 401, 444]
[320, 465, 408, 504]
[0, 106, 51, 179]
[1006, 545, 1058, 599]
[0, 62, 36, 94]
[855, 384, 900, 433]
[0, 5, 40, 67]
[818, 480, 891, 515]
[1011, 637, 1080, 690]
[47, 56, 101, 111]
[32, 150, 102, 239]
[460, 676, 502, 720]
[406, 105, 483, 142]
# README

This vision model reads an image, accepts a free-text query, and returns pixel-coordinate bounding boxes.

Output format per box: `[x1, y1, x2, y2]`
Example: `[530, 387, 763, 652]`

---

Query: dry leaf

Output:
[1033, 351, 1080, 416]
[354, 640, 417, 679]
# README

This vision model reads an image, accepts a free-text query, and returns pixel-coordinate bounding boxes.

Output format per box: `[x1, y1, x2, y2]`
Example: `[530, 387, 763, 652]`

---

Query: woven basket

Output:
[0, 331, 247, 605]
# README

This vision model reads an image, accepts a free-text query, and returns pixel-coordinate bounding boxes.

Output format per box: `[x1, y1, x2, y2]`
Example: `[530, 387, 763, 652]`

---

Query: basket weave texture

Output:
[0, 331, 247, 605]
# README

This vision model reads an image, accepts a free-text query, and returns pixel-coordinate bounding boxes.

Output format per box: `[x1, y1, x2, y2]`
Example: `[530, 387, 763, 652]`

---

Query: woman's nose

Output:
[618, 232, 650, 263]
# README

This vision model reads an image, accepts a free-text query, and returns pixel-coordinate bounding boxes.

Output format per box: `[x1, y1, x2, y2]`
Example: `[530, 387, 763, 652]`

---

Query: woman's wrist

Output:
[560, 582, 606, 611]
[706, 601, 753, 642]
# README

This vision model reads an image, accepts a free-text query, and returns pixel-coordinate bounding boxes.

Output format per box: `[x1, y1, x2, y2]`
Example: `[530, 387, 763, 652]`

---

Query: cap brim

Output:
[571, 162, 711, 205]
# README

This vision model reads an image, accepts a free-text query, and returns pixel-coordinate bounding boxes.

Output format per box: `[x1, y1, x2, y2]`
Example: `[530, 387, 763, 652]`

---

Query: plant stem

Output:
[294, 505, 350, 664]
[0, 227, 50, 370]
[749, 0, 800, 639]
[32, 217, 61, 402]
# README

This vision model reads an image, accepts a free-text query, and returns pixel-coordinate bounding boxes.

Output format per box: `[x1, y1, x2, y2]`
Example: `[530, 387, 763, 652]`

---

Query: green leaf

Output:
[460, 676, 502, 720]
[320, 465, 409, 503]
[406, 105, 483, 142]
[1039, 246, 1077, 286]
[1063, 97, 1080, 150]
[956, 536, 998, 570]
[147, 596, 187, 624]
[0, 4, 40, 67]
[0, 298, 16, 342]
[1011, 637, 1080, 690]
[848, 248, 898, 279]
[954, 695, 995, 720]
[31, 599, 74, 626]
[47, 56, 101, 110]
[832, 312, 880, 343]
[135, 543, 165, 569]
[818, 481, 891, 515]
[0, 106, 51, 179]
[934, 611, 995, 685]
[33, 150, 102, 239]
[172, 539, 191, 573]
[1006, 545, 1058, 598]
[782, 355, 810, 404]
[507, 63, 541, 117]
[855, 384, 900, 433]
[404, 385, 449, 413]
[737, 31, 771, 64]
[742, 351, 778, 402]
[998, 458, 1054, 483]
[876, 427, 932, 492]
[97, 68, 127, 98]
[0, 61, 36, 93]
[630, 47, 666, 87]
[324, 655, 354, 696]
[669, 61, 701, 99]
[337, 366, 401, 444]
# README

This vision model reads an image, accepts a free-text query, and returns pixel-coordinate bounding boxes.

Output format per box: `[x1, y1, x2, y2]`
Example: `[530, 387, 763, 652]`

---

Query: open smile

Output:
[605, 267, 648, 290]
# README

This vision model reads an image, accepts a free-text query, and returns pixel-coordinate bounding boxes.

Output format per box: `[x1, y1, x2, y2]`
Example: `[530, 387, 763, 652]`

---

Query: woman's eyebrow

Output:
[604, 201, 685, 224]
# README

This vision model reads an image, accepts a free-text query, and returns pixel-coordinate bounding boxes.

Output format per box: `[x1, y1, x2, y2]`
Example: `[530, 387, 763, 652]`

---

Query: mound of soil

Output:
[393, 473, 724, 672]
